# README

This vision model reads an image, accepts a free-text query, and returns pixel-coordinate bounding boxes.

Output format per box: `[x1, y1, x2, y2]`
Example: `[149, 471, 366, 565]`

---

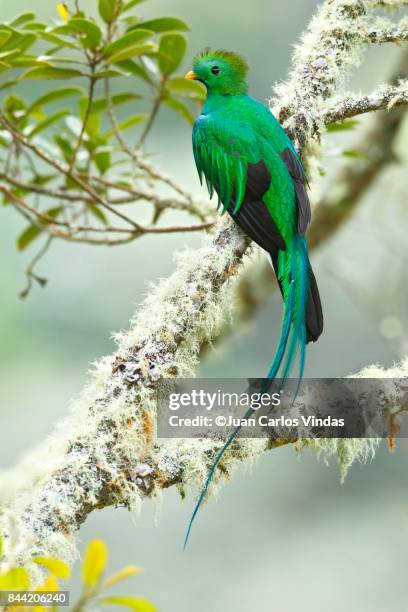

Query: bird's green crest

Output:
[191, 48, 249, 95]
[194, 48, 248, 78]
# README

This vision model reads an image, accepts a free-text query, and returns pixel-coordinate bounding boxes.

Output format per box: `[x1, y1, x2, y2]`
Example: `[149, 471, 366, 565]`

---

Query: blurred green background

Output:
[1, 0, 408, 610]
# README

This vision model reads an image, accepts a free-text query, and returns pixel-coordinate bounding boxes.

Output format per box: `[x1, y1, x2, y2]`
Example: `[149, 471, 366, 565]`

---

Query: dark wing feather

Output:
[280, 147, 311, 235]
[228, 160, 286, 253]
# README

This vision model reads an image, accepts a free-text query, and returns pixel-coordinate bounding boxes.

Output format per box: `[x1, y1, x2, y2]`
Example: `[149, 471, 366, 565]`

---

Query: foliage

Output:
[0, 536, 156, 611]
[0, 0, 210, 297]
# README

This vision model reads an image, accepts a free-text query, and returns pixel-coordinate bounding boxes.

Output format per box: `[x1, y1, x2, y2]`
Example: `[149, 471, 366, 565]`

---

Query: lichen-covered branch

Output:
[2, 353, 407, 577]
[2, 0, 408, 577]
[367, 20, 408, 44]
[324, 81, 408, 123]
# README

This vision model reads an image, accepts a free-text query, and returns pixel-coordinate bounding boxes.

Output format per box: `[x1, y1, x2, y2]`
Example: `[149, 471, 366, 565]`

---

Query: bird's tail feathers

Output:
[183, 236, 311, 548]
[278, 236, 309, 383]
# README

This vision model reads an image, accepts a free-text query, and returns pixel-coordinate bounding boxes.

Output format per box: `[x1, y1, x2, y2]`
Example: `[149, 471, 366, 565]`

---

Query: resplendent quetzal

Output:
[183, 49, 323, 546]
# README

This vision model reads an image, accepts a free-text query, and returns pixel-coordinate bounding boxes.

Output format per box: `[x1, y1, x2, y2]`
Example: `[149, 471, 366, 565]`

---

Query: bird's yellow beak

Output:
[185, 70, 197, 80]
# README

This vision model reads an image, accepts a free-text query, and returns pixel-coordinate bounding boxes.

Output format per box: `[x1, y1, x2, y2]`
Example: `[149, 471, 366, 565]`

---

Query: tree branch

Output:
[367, 21, 408, 44]
[0, 186, 214, 245]
[324, 81, 408, 123]
[68, 69, 96, 172]
[0, 113, 143, 231]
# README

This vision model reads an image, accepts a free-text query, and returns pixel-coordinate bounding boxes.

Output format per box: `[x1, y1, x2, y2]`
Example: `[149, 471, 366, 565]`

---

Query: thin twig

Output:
[0, 171, 209, 218]
[69, 69, 97, 171]
[137, 85, 164, 147]
[103, 77, 192, 201]
[104, 77, 137, 160]
[0, 114, 142, 230]
[0, 185, 214, 240]
[19, 237, 53, 300]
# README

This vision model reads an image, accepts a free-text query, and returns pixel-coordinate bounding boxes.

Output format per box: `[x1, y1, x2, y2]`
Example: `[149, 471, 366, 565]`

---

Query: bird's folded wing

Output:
[192, 117, 263, 214]
[193, 114, 312, 237]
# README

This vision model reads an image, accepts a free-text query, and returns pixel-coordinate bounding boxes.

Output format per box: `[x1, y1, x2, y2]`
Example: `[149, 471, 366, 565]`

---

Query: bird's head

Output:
[185, 49, 248, 95]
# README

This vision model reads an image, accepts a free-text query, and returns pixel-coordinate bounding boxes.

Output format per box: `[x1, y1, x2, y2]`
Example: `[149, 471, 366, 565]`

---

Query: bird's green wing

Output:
[192, 115, 262, 214]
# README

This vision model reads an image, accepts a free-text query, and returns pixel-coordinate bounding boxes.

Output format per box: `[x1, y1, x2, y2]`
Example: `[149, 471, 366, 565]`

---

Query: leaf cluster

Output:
[0, 535, 156, 611]
[0, 1, 209, 296]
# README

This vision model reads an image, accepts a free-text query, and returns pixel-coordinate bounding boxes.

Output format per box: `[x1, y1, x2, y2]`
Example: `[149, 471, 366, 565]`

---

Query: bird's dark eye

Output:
[211, 66, 220, 75]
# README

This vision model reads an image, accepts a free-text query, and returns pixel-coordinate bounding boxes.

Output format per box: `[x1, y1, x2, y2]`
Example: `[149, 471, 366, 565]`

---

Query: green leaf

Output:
[4, 92, 27, 116]
[94, 148, 111, 173]
[82, 539, 108, 588]
[39, 31, 80, 49]
[80, 93, 141, 116]
[118, 115, 149, 130]
[18, 225, 43, 251]
[158, 33, 187, 76]
[22, 22, 47, 32]
[107, 42, 156, 64]
[104, 29, 153, 58]
[326, 119, 360, 132]
[130, 17, 189, 33]
[54, 134, 74, 161]
[8, 12, 36, 27]
[37, 56, 86, 65]
[94, 68, 130, 79]
[0, 30, 12, 47]
[115, 59, 151, 82]
[27, 110, 70, 138]
[54, 18, 103, 49]
[88, 204, 108, 224]
[18, 34, 38, 53]
[100, 596, 156, 612]
[27, 87, 84, 113]
[99, 0, 121, 23]
[103, 114, 148, 139]
[31, 174, 56, 186]
[342, 149, 366, 159]
[69, 18, 103, 49]
[2, 32, 37, 53]
[12, 55, 51, 69]
[0, 77, 18, 91]
[163, 97, 194, 125]
[166, 76, 206, 100]
[0, 62, 11, 74]
[21, 66, 85, 80]
[9, 55, 52, 68]
[34, 557, 71, 579]
[85, 112, 101, 140]
[0, 50, 20, 62]
[0, 78, 17, 91]
[110, 92, 142, 105]
[121, 0, 146, 13]
[17, 207, 62, 251]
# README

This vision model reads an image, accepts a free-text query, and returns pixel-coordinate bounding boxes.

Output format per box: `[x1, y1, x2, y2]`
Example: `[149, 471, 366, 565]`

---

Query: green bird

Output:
[183, 49, 323, 546]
